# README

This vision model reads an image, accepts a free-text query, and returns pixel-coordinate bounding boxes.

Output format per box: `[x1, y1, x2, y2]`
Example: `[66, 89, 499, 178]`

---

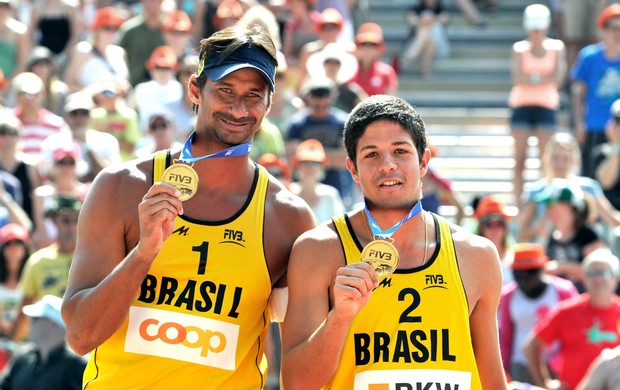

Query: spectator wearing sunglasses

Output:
[10, 195, 82, 342]
[535, 178, 607, 292]
[24, 46, 69, 117]
[474, 195, 517, 285]
[41, 91, 121, 183]
[133, 111, 182, 159]
[0, 223, 31, 368]
[30, 143, 89, 250]
[350, 22, 398, 96]
[162, 10, 197, 65]
[65, 7, 128, 93]
[286, 77, 358, 209]
[132, 45, 184, 134]
[524, 247, 620, 390]
[88, 79, 140, 162]
[499, 242, 578, 385]
[9, 72, 69, 166]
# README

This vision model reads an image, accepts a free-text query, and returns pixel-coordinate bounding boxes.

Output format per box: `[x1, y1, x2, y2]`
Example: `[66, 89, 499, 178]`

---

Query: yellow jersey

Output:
[327, 212, 482, 390]
[83, 151, 272, 389]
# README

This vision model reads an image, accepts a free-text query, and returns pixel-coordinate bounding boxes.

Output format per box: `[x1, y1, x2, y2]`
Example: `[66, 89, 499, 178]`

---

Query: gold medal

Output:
[161, 162, 199, 201]
[361, 239, 400, 278]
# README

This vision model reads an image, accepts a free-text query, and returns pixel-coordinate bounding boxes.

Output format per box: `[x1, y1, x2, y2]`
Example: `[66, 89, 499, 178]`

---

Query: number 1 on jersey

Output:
[193, 242, 209, 275]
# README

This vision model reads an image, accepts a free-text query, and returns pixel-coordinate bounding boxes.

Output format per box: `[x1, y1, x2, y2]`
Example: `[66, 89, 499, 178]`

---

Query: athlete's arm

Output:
[61, 165, 183, 356]
[457, 230, 508, 389]
[281, 227, 378, 389]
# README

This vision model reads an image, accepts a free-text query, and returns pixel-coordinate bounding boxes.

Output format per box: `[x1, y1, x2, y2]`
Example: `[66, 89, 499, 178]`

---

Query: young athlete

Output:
[281, 94, 507, 389]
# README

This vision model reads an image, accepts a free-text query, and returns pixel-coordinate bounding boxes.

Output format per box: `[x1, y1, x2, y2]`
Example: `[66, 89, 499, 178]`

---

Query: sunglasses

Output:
[101, 26, 119, 32]
[512, 269, 540, 280]
[585, 269, 615, 280]
[605, 24, 620, 32]
[482, 220, 506, 229]
[321, 23, 340, 31]
[55, 158, 76, 166]
[323, 59, 341, 66]
[17, 92, 38, 99]
[308, 87, 332, 99]
[69, 109, 90, 117]
[358, 42, 379, 48]
[3, 240, 24, 247]
[0, 129, 19, 137]
[100, 89, 117, 98]
[149, 122, 169, 131]
[30, 59, 51, 67]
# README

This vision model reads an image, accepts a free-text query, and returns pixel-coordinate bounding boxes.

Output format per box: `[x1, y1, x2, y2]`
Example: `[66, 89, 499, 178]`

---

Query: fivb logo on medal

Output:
[125, 306, 239, 369]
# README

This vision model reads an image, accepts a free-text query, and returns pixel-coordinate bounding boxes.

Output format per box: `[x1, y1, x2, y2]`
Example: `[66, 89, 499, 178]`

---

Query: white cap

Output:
[523, 4, 551, 31]
[12, 72, 44, 95]
[306, 43, 358, 84]
[22, 295, 65, 329]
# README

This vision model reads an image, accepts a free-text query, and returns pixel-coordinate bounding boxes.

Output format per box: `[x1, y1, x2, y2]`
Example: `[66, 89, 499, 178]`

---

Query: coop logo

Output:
[354, 369, 471, 390]
[125, 306, 239, 370]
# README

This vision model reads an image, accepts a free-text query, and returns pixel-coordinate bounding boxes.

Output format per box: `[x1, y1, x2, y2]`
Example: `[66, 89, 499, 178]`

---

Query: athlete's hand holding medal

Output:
[139, 133, 253, 257]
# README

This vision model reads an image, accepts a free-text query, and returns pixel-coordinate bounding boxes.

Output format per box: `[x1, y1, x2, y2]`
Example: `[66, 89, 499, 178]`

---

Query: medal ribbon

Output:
[365, 200, 424, 240]
[178, 132, 252, 164]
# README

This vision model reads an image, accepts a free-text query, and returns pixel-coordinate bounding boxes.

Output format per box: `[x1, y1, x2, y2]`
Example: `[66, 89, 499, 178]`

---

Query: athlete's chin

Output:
[217, 132, 254, 146]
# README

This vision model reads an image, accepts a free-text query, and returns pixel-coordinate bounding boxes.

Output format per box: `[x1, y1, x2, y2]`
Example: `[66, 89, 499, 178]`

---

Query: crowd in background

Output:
[0, 0, 618, 389]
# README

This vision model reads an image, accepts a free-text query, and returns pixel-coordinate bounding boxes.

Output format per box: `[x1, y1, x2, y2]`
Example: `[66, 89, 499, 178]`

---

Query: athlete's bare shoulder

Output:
[264, 174, 317, 236]
[261, 173, 317, 287]
[89, 156, 154, 204]
[292, 214, 347, 264]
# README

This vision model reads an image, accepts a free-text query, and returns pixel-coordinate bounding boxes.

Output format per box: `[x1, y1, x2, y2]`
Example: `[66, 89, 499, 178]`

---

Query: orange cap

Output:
[315, 8, 343, 32]
[258, 153, 291, 182]
[146, 46, 178, 70]
[598, 4, 620, 29]
[474, 195, 513, 220]
[294, 139, 326, 165]
[355, 22, 384, 45]
[214, 0, 244, 27]
[92, 7, 124, 30]
[163, 10, 192, 33]
[510, 243, 549, 270]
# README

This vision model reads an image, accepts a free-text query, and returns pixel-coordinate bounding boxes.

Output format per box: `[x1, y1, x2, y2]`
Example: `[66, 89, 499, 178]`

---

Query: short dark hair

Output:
[343, 95, 427, 164]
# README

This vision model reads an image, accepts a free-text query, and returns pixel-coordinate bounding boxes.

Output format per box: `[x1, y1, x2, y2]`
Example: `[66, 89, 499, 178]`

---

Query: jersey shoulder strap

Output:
[152, 149, 171, 184]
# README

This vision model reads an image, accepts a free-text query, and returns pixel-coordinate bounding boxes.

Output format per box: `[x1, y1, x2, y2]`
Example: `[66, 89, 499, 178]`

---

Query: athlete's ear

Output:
[188, 74, 201, 106]
[419, 147, 431, 178]
[346, 157, 360, 184]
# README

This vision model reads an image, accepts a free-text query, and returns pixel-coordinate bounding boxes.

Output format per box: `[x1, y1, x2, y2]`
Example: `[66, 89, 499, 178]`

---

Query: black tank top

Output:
[3, 161, 35, 227]
[37, 16, 71, 54]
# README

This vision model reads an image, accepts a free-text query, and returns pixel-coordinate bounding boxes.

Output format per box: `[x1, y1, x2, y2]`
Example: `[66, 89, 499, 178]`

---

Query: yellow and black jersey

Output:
[326, 212, 482, 390]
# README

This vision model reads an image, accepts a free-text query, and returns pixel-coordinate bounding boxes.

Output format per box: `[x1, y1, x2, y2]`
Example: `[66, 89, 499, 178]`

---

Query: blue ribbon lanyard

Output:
[178, 132, 252, 164]
[365, 200, 424, 240]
